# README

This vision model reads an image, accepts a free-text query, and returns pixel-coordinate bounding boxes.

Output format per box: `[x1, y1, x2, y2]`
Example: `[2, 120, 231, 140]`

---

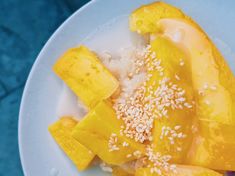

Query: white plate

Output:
[19, 0, 235, 175]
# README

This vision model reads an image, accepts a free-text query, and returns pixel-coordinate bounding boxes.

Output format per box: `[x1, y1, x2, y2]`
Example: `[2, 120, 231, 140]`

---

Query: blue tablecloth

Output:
[0, 0, 90, 175]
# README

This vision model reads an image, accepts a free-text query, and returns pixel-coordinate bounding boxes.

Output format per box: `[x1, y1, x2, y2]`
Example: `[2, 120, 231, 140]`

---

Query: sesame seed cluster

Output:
[113, 45, 192, 143]
[99, 162, 113, 173]
[198, 83, 217, 106]
[108, 133, 119, 152]
[146, 146, 177, 174]
[160, 125, 186, 151]
[109, 45, 193, 174]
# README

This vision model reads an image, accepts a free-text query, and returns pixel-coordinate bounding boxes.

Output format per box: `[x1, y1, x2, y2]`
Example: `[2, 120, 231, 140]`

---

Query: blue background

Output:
[0, 0, 90, 175]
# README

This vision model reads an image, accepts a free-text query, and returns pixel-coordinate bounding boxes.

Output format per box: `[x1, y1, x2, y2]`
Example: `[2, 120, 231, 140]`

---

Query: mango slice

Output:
[147, 37, 195, 163]
[53, 46, 119, 108]
[135, 165, 222, 176]
[129, 2, 185, 34]
[157, 18, 234, 124]
[188, 119, 235, 171]
[130, 1, 235, 124]
[72, 101, 145, 165]
[48, 117, 95, 171]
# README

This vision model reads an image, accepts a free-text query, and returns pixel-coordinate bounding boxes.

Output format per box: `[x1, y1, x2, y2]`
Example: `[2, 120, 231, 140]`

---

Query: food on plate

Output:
[149, 37, 195, 163]
[72, 101, 145, 165]
[49, 1, 235, 175]
[48, 117, 95, 170]
[188, 119, 235, 171]
[130, 1, 235, 125]
[135, 165, 222, 176]
[53, 46, 119, 108]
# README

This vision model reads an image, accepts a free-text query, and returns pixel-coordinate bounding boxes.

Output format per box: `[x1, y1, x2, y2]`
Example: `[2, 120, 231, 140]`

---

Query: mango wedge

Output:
[135, 165, 222, 176]
[157, 19, 234, 124]
[147, 37, 195, 163]
[130, 1, 235, 124]
[72, 101, 145, 165]
[188, 119, 235, 171]
[129, 2, 185, 34]
[53, 46, 119, 108]
[48, 117, 95, 171]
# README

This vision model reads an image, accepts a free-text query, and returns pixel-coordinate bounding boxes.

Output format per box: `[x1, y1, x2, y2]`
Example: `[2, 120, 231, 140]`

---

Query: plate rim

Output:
[18, 0, 98, 175]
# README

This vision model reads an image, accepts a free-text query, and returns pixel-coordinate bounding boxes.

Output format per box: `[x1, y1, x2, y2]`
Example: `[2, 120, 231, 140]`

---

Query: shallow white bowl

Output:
[19, 0, 235, 175]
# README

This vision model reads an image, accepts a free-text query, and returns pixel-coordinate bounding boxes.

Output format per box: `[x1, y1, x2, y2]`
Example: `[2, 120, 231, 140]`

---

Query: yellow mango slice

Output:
[157, 19, 234, 124]
[130, 1, 235, 124]
[129, 2, 185, 34]
[53, 46, 119, 108]
[188, 119, 235, 171]
[72, 101, 145, 165]
[135, 165, 222, 176]
[48, 117, 95, 171]
[147, 37, 195, 163]
[198, 120, 235, 143]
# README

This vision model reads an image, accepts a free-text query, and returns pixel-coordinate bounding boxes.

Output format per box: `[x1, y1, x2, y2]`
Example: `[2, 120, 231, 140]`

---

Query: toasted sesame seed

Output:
[203, 83, 208, 89]
[184, 102, 193, 108]
[210, 85, 217, 90]
[179, 59, 185, 66]
[122, 141, 129, 147]
[133, 150, 142, 158]
[99, 162, 113, 173]
[176, 147, 182, 152]
[126, 154, 132, 158]
[191, 125, 198, 133]
[205, 100, 210, 105]
[175, 74, 180, 80]
[174, 125, 181, 130]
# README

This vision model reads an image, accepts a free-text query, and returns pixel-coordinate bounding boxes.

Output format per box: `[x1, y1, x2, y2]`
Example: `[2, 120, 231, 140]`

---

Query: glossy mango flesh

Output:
[157, 19, 234, 124]
[135, 165, 222, 176]
[130, 1, 235, 171]
[72, 101, 146, 165]
[53, 46, 119, 108]
[48, 117, 95, 171]
[148, 37, 195, 163]
[188, 120, 235, 171]
[130, 1, 235, 124]
[129, 2, 185, 34]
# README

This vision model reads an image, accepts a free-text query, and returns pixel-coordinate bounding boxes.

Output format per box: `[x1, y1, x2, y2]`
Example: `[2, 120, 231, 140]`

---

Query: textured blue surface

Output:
[0, 0, 90, 175]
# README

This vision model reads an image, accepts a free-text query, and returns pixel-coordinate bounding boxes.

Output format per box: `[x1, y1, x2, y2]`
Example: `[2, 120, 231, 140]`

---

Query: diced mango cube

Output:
[53, 46, 119, 108]
[147, 37, 195, 163]
[187, 119, 235, 171]
[135, 165, 222, 176]
[72, 101, 145, 165]
[49, 117, 95, 171]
